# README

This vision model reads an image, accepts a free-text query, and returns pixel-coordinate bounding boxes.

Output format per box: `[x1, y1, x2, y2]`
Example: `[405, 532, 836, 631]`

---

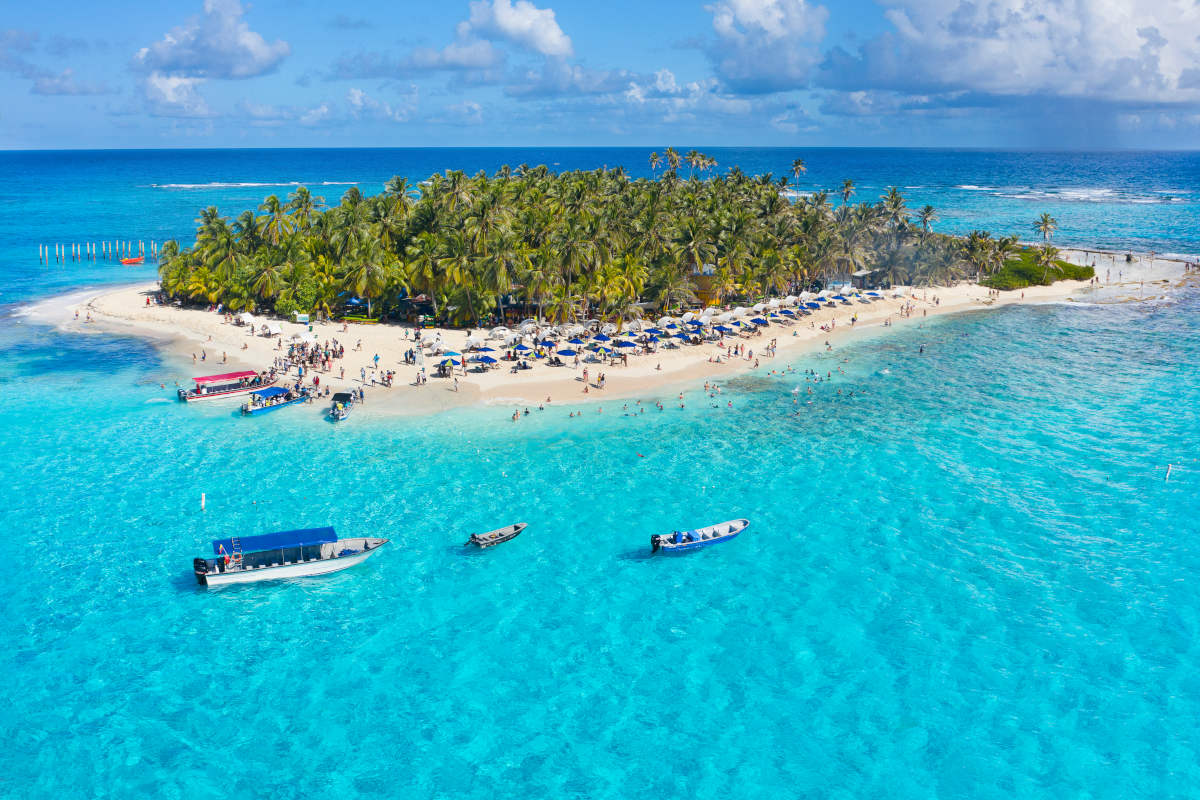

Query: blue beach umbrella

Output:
[558, 349, 578, 357]
[479, 355, 497, 364]
[443, 350, 461, 357]
[714, 325, 732, 332]
[751, 317, 768, 325]
[673, 332, 690, 340]
[540, 340, 556, 347]
[833, 295, 847, 301]
[665, 323, 678, 330]
[805, 302, 821, 310]
[616, 340, 636, 348]
[515, 344, 532, 352]
[596, 346, 611, 354]
[439, 358, 460, 366]
[593, 333, 612, 342]
[781, 309, 796, 316]
[646, 328, 664, 335]
[568, 337, 585, 345]
[648, 335, 660, 343]
[477, 346, 496, 352]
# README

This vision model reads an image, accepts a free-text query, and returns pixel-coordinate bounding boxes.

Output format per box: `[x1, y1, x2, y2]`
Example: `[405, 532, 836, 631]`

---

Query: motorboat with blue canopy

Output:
[651, 518, 749, 553]
[241, 385, 312, 416]
[193, 526, 387, 586]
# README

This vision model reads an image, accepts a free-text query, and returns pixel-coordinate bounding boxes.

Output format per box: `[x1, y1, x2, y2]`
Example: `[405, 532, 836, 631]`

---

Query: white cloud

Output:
[31, 68, 111, 96]
[706, 0, 829, 92]
[347, 87, 413, 123]
[465, 0, 573, 57]
[143, 73, 211, 117]
[135, 0, 290, 79]
[822, 0, 1200, 105]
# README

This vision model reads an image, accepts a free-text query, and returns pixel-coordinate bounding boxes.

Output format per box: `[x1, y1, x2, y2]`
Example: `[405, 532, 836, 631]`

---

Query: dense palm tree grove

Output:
[157, 155, 1079, 324]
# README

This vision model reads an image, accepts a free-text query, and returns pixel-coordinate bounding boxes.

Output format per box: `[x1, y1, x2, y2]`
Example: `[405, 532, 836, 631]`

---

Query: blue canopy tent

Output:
[250, 386, 289, 400]
[212, 527, 336, 556]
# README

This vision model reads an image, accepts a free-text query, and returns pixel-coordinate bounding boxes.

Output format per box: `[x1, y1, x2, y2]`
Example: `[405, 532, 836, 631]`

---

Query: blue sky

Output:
[2, 0, 1199, 149]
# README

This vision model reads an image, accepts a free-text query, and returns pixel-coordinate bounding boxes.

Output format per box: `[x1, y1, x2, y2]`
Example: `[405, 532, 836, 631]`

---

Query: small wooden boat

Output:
[465, 522, 527, 548]
[651, 518, 749, 553]
[120, 256, 145, 265]
[329, 391, 356, 421]
[193, 527, 387, 586]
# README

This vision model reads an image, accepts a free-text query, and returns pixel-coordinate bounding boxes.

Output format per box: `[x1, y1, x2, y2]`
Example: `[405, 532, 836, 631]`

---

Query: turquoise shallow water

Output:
[4, 148, 1200, 796]
[2, 287, 1199, 797]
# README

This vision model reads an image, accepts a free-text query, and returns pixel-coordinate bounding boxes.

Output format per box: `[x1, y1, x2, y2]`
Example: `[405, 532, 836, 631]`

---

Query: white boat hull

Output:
[198, 539, 386, 586]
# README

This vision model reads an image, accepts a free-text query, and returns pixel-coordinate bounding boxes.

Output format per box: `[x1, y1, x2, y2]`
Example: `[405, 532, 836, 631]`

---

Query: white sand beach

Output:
[28, 248, 1194, 418]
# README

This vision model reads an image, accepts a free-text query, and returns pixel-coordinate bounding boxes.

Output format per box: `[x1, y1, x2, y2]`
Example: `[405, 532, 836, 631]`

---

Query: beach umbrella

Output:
[439, 358, 460, 366]
[568, 337, 585, 345]
[768, 299, 781, 308]
[752, 303, 766, 312]
[540, 339, 556, 347]
[673, 332, 689, 340]
[558, 349, 578, 357]
[665, 323, 678, 330]
[616, 340, 636, 348]
[732, 306, 748, 318]
[656, 316, 673, 327]
[751, 317, 768, 325]
[648, 335, 660, 343]
[477, 346, 496, 352]
[443, 350, 461, 357]
[805, 302, 821, 310]
[681, 312, 695, 323]
[646, 328, 664, 335]
[596, 346, 611, 354]
[714, 325, 732, 333]
[781, 309, 796, 316]
[515, 344, 532, 352]
[593, 333, 611, 342]
[479, 355, 497, 364]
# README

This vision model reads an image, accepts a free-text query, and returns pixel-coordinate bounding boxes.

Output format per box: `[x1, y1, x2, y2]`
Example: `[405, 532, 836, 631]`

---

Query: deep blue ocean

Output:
[1, 149, 1199, 798]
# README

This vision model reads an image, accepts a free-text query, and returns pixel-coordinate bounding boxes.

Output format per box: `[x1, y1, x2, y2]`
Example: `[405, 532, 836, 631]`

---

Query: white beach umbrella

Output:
[784, 295, 797, 305]
[657, 316, 673, 328]
[731, 307, 748, 319]
[265, 323, 281, 336]
[681, 312, 695, 323]
[752, 303, 766, 312]
[601, 323, 617, 335]
[717, 312, 733, 323]
[768, 299, 781, 309]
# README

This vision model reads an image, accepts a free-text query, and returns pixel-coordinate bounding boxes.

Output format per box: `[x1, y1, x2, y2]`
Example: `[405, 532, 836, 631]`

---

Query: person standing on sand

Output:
[454, 377, 459, 392]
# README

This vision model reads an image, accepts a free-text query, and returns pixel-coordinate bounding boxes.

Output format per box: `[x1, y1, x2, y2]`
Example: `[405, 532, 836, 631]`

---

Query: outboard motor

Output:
[650, 535, 662, 553]
[192, 558, 209, 584]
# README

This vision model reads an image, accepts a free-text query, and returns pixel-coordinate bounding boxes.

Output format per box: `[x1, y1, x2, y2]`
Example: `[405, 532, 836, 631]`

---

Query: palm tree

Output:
[288, 186, 323, 230]
[664, 147, 681, 172]
[1034, 213, 1058, 244]
[258, 194, 294, 246]
[915, 205, 937, 241]
[649, 151, 661, 175]
[1037, 245, 1062, 283]
[790, 158, 806, 181]
[840, 179, 855, 205]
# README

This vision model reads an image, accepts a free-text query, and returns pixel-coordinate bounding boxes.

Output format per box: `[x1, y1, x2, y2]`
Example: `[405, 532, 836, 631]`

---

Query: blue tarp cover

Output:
[252, 387, 289, 399]
[212, 527, 337, 555]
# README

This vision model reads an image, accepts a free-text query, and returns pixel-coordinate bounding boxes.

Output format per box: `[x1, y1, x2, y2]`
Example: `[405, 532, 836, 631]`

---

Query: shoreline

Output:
[22, 247, 1193, 419]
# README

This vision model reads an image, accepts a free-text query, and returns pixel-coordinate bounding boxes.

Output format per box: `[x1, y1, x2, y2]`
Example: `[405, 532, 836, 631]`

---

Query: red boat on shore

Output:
[120, 256, 145, 265]
[177, 370, 276, 402]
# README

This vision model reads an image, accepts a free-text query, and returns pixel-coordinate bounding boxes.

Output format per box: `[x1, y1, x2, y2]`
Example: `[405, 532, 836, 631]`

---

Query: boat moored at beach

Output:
[178, 370, 275, 402]
[465, 522, 527, 548]
[651, 518, 749, 553]
[329, 391, 356, 421]
[193, 527, 388, 586]
[240, 385, 313, 415]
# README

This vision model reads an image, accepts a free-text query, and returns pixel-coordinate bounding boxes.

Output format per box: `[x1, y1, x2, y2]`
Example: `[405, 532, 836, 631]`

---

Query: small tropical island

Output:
[154, 150, 1092, 325]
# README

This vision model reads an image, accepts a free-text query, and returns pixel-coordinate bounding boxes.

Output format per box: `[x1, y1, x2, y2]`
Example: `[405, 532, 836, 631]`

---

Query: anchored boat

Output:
[241, 386, 312, 416]
[178, 370, 275, 402]
[465, 522, 527, 548]
[651, 518, 749, 553]
[193, 527, 388, 586]
[329, 391, 356, 421]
